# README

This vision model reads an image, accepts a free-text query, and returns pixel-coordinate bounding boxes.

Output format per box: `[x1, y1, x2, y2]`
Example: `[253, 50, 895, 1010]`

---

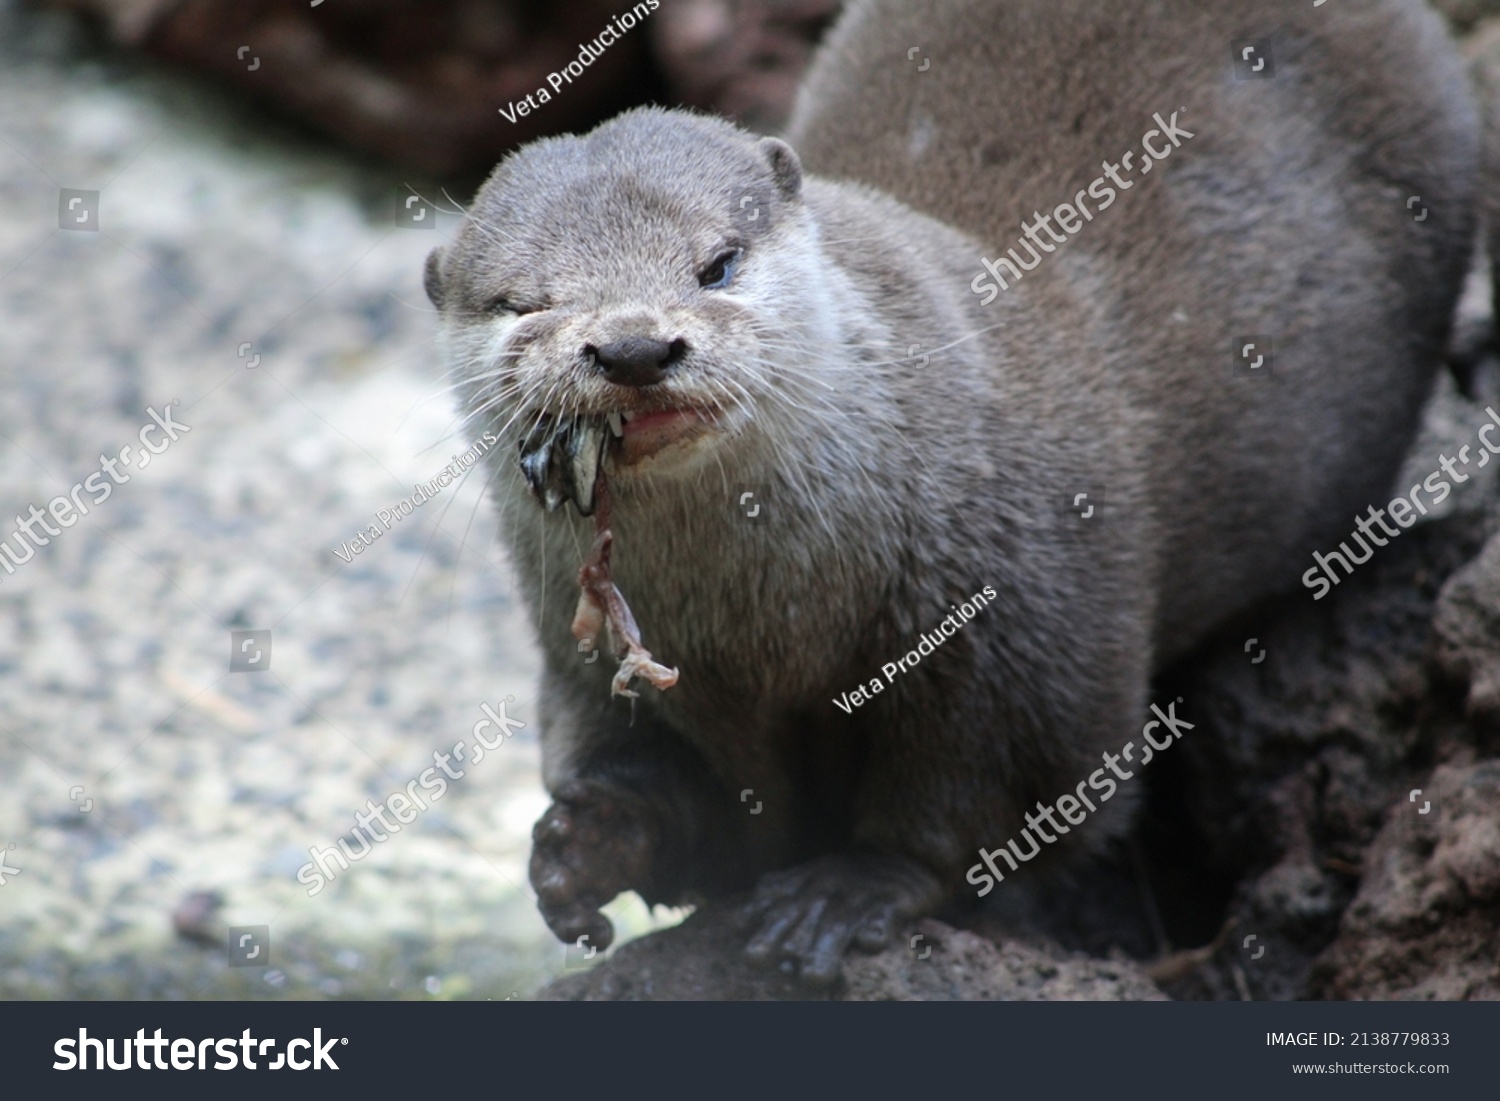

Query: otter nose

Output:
[586, 337, 684, 388]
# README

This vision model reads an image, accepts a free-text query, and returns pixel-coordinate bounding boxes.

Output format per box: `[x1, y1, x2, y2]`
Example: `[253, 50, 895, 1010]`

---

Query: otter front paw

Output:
[529, 779, 659, 952]
[733, 852, 945, 986]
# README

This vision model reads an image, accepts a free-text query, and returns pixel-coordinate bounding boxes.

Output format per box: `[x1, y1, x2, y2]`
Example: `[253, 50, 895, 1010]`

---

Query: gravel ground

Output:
[0, 0, 667, 1000]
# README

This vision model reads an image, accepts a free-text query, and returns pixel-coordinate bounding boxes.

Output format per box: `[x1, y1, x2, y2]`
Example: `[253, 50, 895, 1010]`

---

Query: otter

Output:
[423, 0, 1479, 985]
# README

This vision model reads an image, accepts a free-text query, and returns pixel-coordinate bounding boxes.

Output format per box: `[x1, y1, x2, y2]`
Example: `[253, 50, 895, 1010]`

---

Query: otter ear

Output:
[424, 246, 446, 309]
[758, 137, 803, 202]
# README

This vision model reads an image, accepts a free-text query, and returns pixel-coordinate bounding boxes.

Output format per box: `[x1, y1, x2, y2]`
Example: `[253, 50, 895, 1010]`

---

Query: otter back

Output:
[789, 0, 1478, 654]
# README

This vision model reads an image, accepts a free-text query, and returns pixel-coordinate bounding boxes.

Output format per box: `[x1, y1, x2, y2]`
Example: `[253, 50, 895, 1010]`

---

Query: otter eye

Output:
[489, 296, 537, 316]
[698, 248, 742, 290]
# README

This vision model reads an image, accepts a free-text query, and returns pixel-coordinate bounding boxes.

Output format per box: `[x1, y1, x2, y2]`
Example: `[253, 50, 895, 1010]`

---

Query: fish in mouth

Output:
[517, 404, 720, 512]
[517, 413, 679, 698]
[517, 413, 613, 517]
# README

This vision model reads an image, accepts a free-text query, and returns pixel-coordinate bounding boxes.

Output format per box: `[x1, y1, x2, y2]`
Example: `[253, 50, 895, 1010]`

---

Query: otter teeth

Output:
[565, 419, 606, 517]
[607, 411, 624, 439]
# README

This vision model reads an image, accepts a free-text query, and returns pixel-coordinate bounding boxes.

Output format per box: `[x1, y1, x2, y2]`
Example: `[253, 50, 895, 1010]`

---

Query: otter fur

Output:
[423, 0, 1480, 984]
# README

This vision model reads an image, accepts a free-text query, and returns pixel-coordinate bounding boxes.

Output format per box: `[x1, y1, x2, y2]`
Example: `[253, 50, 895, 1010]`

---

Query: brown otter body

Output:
[424, 0, 1479, 984]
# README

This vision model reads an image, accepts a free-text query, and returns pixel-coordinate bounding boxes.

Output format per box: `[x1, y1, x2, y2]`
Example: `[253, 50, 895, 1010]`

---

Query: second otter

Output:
[424, 0, 1479, 983]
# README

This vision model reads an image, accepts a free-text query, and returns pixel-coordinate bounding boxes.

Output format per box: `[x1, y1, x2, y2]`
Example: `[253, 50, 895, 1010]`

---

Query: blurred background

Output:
[0, 0, 837, 1001]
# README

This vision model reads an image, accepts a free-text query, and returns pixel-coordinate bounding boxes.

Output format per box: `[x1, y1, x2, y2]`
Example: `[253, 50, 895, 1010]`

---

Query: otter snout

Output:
[586, 336, 688, 388]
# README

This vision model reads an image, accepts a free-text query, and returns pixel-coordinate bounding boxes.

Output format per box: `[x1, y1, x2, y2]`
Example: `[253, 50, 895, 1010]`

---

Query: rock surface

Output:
[543, 913, 1165, 1001]
[1434, 522, 1500, 727]
[1315, 758, 1500, 1000]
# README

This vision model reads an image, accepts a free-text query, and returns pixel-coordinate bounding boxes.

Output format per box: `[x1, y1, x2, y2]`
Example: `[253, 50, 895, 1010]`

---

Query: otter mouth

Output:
[518, 405, 721, 516]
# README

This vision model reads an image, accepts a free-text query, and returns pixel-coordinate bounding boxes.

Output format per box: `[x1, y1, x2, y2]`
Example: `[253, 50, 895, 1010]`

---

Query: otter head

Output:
[426, 108, 827, 514]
